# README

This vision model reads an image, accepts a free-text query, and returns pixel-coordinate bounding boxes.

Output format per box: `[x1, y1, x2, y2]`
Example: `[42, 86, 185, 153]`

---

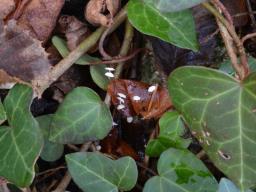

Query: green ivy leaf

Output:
[52, 36, 109, 90]
[143, 148, 218, 192]
[0, 84, 43, 187]
[90, 64, 110, 90]
[145, 0, 207, 12]
[37, 115, 64, 162]
[127, 0, 199, 51]
[146, 111, 190, 157]
[218, 178, 254, 192]
[168, 66, 256, 190]
[219, 57, 256, 75]
[0, 99, 6, 124]
[66, 152, 138, 192]
[52, 36, 99, 65]
[50, 87, 112, 144]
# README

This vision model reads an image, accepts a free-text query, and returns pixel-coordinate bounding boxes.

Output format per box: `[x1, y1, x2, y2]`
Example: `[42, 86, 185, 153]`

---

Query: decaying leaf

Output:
[15, 0, 64, 42]
[0, 20, 51, 86]
[0, 0, 15, 19]
[100, 129, 140, 160]
[108, 79, 172, 119]
[58, 15, 91, 51]
[85, 0, 120, 26]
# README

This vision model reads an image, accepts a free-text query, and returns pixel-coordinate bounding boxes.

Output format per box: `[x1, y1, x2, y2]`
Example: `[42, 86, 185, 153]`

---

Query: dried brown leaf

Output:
[58, 15, 91, 51]
[100, 129, 140, 160]
[85, 0, 120, 26]
[0, 0, 15, 19]
[0, 20, 51, 87]
[15, 0, 64, 42]
[107, 79, 172, 119]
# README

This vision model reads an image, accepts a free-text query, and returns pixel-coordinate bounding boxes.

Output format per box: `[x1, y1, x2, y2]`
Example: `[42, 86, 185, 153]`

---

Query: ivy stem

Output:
[34, 6, 127, 96]
[104, 19, 134, 105]
[202, 2, 249, 80]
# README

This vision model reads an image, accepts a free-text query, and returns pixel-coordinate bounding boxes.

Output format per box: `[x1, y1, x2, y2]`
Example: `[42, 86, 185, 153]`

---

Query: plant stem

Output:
[34, 7, 127, 96]
[104, 19, 134, 106]
[242, 32, 256, 44]
[202, 2, 249, 79]
[115, 20, 134, 78]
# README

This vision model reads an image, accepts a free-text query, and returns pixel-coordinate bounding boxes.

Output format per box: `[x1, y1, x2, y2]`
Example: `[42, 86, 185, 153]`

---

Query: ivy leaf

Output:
[52, 36, 109, 90]
[219, 56, 256, 75]
[0, 100, 6, 124]
[146, 111, 191, 157]
[168, 66, 256, 190]
[145, 0, 207, 12]
[90, 64, 110, 90]
[37, 115, 64, 162]
[50, 87, 112, 144]
[143, 148, 218, 192]
[52, 36, 99, 65]
[127, 0, 199, 51]
[66, 152, 138, 192]
[0, 84, 43, 187]
[218, 178, 254, 192]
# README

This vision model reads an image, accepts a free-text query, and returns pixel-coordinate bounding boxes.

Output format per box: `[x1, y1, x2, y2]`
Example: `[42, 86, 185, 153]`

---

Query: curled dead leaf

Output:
[0, 20, 51, 89]
[58, 15, 91, 51]
[0, 0, 15, 19]
[100, 129, 140, 160]
[108, 79, 172, 119]
[85, 0, 120, 26]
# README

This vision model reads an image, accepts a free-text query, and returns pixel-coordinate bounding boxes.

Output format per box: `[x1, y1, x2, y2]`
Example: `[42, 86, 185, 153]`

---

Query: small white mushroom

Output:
[105, 67, 115, 71]
[96, 145, 102, 151]
[148, 85, 156, 93]
[133, 96, 141, 101]
[117, 93, 126, 98]
[126, 117, 133, 123]
[117, 96, 125, 103]
[117, 104, 125, 110]
[105, 72, 114, 78]
[112, 122, 118, 126]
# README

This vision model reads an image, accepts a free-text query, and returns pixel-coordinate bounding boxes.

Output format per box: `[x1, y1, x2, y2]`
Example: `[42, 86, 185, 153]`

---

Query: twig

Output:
[211, 0, 233, 25]
[34, 6, 127, 96]
[196, 150, 206, 159]
[104, 19, 135, 106]
[52, 142, 92, 192]
[36, 166, 66, 177]
[242, 32, 256, 44]
[88, 48, 147, 65]
[136, 161, 157, 176]
[246, 0, 256, 27]
[216, 19, 241, 76]
[202, 2, 249, 79]
[99, 26, 113, 59]
[200, 29, 219, 44]
[114, 20, 135, 78]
